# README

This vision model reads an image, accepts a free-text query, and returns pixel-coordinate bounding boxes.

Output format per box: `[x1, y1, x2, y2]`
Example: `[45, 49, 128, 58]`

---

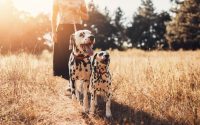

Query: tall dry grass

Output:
[110, 50, 200, 125]
[0, 51, 74, 125]
[0, 49, 200, 125]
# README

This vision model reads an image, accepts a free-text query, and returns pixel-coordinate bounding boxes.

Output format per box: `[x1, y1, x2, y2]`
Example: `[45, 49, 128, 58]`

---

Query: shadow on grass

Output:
[81, 96, 186, 125]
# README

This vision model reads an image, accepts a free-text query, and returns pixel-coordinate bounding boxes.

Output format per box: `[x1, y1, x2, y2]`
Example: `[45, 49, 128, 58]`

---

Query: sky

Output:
[10, 0, 172, 21]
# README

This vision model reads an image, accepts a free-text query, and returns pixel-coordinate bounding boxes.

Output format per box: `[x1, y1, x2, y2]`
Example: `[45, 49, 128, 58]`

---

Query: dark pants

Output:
[53, 24, 82, 80]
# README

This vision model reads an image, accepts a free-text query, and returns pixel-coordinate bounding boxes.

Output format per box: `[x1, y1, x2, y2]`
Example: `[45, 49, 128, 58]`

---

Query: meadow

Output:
[0, 49, 200, 125]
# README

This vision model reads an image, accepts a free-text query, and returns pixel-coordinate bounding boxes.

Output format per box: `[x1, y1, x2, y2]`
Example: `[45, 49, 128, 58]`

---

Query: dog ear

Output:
[92, 53, 97, 66]
[69, 34, 75, 50]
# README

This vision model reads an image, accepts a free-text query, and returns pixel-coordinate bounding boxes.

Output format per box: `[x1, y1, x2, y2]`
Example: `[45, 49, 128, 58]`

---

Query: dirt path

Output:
[54, 78, 105, 125]
[54, 78, 181, 125]
[55, 92, 85, 125]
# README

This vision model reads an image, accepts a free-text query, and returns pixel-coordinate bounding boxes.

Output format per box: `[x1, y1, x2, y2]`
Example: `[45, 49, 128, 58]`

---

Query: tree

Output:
[0, 0, 51, 54]
[84, 7, 123, 50]
[0, 0, 21, 52]
[166, 0, 200, 50]
[154, 12, 171, 50]
[112, 7, 129, 50]
[127, 0, 171, 50]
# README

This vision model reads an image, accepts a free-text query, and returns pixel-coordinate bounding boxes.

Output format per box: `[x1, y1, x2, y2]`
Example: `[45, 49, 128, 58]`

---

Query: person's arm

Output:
[51, 0, 59, 42]
[80, 0, 89, 20]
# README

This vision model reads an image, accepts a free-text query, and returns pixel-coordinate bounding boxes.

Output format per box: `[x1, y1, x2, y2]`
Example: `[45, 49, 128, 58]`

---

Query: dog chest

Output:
[90, 73, 111, 92]
[69, 57, 91, 81]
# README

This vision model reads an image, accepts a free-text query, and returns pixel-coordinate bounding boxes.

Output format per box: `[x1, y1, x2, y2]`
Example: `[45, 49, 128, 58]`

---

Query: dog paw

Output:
[79, 101, 83, 106]
[105, 115, 113, 122]
[106, 112, 112, 119]
[67, 88, 71, 92]
[72, 95, 76, 101]
[90, 111, 95, 116]
[83, 107, 89, 113]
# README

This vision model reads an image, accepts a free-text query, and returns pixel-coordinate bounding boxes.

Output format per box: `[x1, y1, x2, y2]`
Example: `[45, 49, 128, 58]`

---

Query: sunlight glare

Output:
[13, 0, 52, 16]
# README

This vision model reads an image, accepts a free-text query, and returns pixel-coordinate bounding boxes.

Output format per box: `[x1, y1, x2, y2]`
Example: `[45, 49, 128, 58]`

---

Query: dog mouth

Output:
[80, 44, 94, 56]
[100, 58, 109, 64]
[99, 54, 110, 64]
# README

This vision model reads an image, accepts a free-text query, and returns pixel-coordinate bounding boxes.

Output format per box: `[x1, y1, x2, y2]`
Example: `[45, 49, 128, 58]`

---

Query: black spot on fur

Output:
[83, 62, 87, 67]
[87, 84, 89, 89]
[79, 32, 85, 38]
[99, 52, 103, 56]
[70, 60, 74, 65]
[92, 53, 97, 66]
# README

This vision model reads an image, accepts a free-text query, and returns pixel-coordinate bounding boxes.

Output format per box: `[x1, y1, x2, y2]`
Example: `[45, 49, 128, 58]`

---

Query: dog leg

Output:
[67, 83, 71, 92]
[76, 90, 80, 102]
[106, 92, 112, 118]
[95, 94, 98, 106]
[75, 81, 82, 103]
[83, 82, 89, 113]
[90, 90, 96, 115]
[70, 79, 76, 101]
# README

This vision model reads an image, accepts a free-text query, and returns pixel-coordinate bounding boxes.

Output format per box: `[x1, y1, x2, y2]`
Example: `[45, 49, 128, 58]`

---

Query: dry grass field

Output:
[0, 49, 200, 125]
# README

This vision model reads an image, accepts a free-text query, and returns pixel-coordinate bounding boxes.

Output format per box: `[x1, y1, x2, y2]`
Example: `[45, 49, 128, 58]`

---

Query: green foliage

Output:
[166, 0, 200, 50]
[0, 0, 199, 52]
[84, 7, 127, 50]
[0, 0, 51, 54]
[126, 0, 171, 50]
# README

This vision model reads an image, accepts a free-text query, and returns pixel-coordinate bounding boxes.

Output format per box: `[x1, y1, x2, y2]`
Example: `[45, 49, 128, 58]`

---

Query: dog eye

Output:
[79, 32, 85, 37]
[99, 53, 103, 56]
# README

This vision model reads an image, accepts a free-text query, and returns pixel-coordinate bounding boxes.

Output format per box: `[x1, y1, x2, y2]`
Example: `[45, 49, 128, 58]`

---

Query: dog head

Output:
[92, 51, 110, 67]
[70, 30, 95, 56]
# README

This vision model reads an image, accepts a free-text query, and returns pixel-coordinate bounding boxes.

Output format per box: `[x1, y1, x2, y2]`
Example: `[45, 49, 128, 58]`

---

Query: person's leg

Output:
[61, 24, 83, 80]
[53, 26, 64, 77]
[53, 24, 83, 80]
[64, 24, 83, 91]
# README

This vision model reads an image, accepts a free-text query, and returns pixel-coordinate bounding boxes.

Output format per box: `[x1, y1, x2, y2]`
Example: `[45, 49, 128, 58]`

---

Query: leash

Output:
[73, 16, 77, 32]
[72, 13, 77, 34]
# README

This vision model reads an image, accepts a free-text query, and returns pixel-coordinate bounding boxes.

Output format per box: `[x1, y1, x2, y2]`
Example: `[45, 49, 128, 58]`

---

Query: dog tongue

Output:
[85, 46, 94, 56]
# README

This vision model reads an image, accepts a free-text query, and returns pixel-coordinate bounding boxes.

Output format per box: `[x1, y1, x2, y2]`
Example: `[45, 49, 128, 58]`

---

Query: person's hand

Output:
[52, 32, 57, 43]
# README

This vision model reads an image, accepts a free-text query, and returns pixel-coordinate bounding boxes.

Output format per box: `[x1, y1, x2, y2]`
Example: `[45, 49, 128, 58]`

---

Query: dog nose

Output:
[89, 36, 95, 41]
[105, 55, 109, 59]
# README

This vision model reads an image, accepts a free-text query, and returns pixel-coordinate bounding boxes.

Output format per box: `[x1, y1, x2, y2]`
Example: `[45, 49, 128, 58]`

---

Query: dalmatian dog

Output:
[90, 51, 112, 118]
[68, 30, 95, 112]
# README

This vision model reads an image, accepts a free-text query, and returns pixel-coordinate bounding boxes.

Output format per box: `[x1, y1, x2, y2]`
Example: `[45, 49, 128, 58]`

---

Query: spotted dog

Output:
[68, 30, 95, 112]
[90, 51, 112, 118]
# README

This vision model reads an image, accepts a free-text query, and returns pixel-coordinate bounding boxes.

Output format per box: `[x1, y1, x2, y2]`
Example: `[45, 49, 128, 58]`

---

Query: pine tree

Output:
[113, 7, 128, 49]
[84, 7, 119, 50]
[126, 0, 170, 50]
[166, 0, 200, 50]
[138, 0, 155, 18]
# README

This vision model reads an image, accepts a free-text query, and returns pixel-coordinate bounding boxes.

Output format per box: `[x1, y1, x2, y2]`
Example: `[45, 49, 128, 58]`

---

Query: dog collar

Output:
[99, 71, 107, 75]
[73, 52, 89, 60]
[97, 68, 108, 75]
